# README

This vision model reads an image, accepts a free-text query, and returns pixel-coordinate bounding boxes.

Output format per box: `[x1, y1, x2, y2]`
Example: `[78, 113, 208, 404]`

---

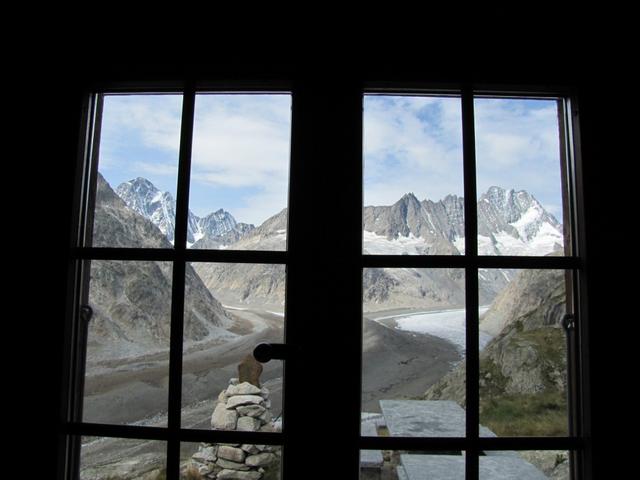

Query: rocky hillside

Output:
[424, 268, 568, 436]
[192, 209, 288, 309]
[363, 267, 467, 311]
[89, 173, 233, 362]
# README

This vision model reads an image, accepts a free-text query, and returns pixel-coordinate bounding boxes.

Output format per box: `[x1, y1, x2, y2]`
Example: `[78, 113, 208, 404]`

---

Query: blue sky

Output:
[98, 93, 564, 226]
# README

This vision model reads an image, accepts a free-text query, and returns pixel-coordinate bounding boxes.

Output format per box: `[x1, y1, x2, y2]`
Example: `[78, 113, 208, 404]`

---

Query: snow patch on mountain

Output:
[363, 231, 434, 255]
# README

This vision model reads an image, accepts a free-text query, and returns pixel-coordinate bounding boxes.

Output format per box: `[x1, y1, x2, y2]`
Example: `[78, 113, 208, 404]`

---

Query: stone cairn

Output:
[186, 355, 280, 480]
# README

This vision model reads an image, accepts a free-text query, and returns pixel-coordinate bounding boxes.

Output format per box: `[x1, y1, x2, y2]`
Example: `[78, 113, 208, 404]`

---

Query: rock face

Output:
[89, 173, 233, 362]
[187, 379, 280, 479]
[363, 192, 462, 255]
[480, 269, 568, 396]
[424, 268, 568, 415]
[477, 187, 564, 254]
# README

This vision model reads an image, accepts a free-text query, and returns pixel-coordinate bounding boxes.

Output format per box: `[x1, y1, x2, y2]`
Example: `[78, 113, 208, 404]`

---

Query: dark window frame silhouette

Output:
[60, 82, 591, 479]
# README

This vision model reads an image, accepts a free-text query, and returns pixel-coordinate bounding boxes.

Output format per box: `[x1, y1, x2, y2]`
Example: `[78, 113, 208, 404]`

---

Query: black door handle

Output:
[253, 343, 290, 363]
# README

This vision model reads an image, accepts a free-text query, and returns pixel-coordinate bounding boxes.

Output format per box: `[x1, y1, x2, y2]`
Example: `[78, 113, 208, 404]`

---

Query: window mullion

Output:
[284, 80, 363, 478]
[462, 86, 480, 478]
[166, 83, 196, 478]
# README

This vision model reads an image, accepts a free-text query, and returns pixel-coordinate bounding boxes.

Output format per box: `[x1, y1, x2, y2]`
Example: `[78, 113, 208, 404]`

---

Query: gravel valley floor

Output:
[81, 308, 461, 478]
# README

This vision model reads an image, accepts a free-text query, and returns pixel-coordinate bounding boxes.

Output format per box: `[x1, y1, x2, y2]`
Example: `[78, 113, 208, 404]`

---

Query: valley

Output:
[80, 174, 567, 479]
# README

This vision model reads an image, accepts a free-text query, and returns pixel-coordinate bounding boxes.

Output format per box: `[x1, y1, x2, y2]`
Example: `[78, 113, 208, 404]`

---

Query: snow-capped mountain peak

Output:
[477, 186, 563, 255]
[114, 177, 254, 247]
[116, 178, 177, 241]
[363, 186, 564, 257]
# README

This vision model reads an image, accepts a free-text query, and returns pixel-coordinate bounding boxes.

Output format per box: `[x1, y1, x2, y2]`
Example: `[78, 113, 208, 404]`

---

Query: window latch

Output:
[562, 313, 575, 332]
[80, 305, 93, 323]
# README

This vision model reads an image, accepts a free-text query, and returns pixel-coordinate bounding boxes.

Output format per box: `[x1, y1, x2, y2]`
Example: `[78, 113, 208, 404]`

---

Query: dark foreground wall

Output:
[21, 17, 627, 479]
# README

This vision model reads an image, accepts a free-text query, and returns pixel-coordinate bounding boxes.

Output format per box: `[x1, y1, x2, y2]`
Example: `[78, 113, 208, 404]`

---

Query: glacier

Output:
[391, 307, 492, 354]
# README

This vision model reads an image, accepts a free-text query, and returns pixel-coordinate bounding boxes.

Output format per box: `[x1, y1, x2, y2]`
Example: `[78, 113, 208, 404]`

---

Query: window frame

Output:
[60, 81, 591, 479]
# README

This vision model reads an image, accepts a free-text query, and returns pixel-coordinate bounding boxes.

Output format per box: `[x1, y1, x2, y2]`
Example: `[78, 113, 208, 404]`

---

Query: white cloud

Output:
[101, 94, 183, 154]
[364, 95, 465, 204]
[132, 161, 181, 178]
[474, 99, 559, 172]
[189, 94, 292, 224]
[232, 186, 290, 227]
[474, 98, 563, 213]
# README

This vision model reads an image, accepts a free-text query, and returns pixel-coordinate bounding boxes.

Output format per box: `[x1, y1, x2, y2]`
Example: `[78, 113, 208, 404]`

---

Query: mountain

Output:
[115, 177, 255, 247]
[89, 173, 234, 363]
[477, 187, 564, 256]
[361, 187, 563, 310]
[363, 193, 462, 255]
[363, 187, 564, 257]
[187, 187, 560, 312]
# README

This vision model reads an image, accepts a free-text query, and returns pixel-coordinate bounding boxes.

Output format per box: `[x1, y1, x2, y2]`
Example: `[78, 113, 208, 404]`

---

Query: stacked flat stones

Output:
[188, 378, 280, 479]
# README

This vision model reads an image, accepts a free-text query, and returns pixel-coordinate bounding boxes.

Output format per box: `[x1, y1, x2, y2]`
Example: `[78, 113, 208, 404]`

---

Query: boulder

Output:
[241, 444, 261, 455]
[217, 445, 246, 463]
[192, 446, 217, 463]
[211, 403, 238, 430]
[227, 382, 263, 396]
[245, 453, 277, 468]
[237, 416, 261, 432]
[216, 458, 251, 471]
[217, 470, 263, 480]
[236, 405, 267, 418]
[226, 395, 265, 410]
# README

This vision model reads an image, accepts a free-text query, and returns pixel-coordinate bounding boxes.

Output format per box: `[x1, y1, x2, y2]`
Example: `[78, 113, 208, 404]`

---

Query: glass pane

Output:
[182, 262, 285, 430]
[84, 260, 172, 426]
[80, 436, 166, 479]
[363, 268, 466, 437]
[475, 98, 568, 256]
[363, 95, 465, 255]
[480, 451, 570, 480]
[92, 94, 183, 248]
[188, 94, 291, 250]
[479, 269, 569, 437]
[182, 442, 282, 480]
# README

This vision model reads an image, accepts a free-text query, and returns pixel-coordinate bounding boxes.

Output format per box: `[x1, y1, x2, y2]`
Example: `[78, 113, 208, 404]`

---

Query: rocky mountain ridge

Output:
[116, 177, 255, 247]
[361, 188, 564, 310]
[363, 187, 564, 256]
[109, 176, 563, 313]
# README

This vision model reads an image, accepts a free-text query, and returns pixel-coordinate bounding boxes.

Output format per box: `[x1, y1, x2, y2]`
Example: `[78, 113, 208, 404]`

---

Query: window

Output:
[61, 83, 590, 479]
